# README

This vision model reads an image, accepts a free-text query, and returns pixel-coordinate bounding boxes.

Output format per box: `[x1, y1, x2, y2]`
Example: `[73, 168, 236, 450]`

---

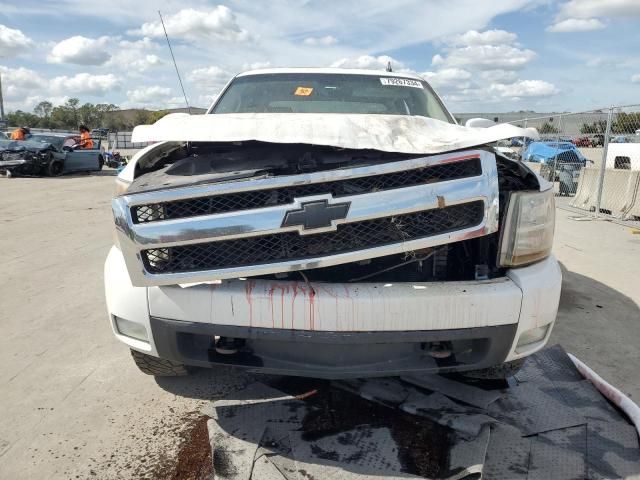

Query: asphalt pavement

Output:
[0, 172, 638, 479]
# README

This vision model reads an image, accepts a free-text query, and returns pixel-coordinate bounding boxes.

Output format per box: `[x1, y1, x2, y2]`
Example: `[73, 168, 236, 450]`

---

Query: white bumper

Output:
[105, 246, 561, 362]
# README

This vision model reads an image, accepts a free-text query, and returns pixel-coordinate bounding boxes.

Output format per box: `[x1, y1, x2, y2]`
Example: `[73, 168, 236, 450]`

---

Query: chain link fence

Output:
[505, 105, 640, 226]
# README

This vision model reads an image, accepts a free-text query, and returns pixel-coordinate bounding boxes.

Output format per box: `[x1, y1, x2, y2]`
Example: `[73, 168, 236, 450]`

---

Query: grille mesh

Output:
[142, 201, 484, 274]
[133, 158, 481, 223]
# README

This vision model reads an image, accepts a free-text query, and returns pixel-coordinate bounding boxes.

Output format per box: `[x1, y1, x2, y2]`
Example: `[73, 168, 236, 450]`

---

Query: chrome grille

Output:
[142, 201, 484, 274]
[132, 158, 481, 223]
[113, 149, 499, 286]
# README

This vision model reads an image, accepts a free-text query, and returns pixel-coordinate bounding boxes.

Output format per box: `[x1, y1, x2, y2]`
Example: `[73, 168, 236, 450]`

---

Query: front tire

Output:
[47, 159, 63, 177]
[130, 350, 191, 376]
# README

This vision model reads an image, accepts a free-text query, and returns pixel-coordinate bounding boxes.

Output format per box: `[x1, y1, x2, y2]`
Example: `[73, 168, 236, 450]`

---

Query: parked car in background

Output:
[610, 135, 630, 143]
[91, 128, 110, 139]
[522, 141, 589, 195]
[509, 137, 533, 147]
[0, 133, 104, 177]
[573, 136, 591, 147]
[591, 134, 605, 147]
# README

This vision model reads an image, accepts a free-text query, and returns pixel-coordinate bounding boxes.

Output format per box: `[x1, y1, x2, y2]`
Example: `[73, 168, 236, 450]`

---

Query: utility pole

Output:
[0, 73, 5, 120]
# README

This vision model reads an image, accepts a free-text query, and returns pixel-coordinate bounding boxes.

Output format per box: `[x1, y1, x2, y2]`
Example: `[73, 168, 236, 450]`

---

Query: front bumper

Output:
[151, 318, 518, 378]
[105, 247, 561, 378]
[0, 158, 37, 175]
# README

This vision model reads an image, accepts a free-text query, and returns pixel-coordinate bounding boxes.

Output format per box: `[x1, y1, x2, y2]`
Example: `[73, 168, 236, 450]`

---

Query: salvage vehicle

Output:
[522, 140, 590, 194]
[105, 68, 561, 380]
[0, 133, 104, 177]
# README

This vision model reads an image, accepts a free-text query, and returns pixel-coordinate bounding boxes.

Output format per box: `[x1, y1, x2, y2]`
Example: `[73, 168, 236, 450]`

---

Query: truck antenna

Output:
[158, 10, 191, 114]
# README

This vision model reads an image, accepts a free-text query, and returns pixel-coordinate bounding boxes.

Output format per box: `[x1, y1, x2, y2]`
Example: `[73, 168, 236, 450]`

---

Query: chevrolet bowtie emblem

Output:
[282, 199, 351, 233]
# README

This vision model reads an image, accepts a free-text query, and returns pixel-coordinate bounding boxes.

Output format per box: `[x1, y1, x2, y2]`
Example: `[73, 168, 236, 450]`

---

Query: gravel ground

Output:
[0, 172, 638, 479]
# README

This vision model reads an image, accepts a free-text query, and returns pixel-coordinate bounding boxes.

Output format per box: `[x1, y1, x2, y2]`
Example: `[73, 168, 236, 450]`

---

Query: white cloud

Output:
[331, 55, 404, 70]
[133, 7, 250, 42]
[557, 0, 640, 19]
[126, 86, 172, 104]
[0, 66, 46, 101]
[50, 73, 121, 96]
[105, 38, 164, 73]
[188, 66, 232, 91]
[480, 69, 519, 84]
[450, 29, 517, 46]
[547, 18, 606, 32]
[0, 67, 122, 106]
[489, 80, 559, 98]
[631, 74, 640, 83]
[421, 68, 472, 90]
[48, 36, 111, 65]
[242, 61, 272, 71]
[303, 35, 338, 46]
[432, 44, 536, 70]
[0, 24, 33, 57]
[425, 29, 559, 107]
[548, 0, 640, 32]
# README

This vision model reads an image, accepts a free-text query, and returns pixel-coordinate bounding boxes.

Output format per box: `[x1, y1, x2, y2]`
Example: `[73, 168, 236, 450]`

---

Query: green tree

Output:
[49, 105, 75, 129]
[539, 122, 559, 134]
[65, 98, 80, 127]
[6, 110, 40, 128]
[580, 121, 607, 134]
[612, 112, 640, 134]
[132, 109, 151, 126]
[148, 110, 169, 123]
[33, 101, 53, 123]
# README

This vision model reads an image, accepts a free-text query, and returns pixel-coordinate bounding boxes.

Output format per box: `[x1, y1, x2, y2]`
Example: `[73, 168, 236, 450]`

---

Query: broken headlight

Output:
[498, 188, 555, 267]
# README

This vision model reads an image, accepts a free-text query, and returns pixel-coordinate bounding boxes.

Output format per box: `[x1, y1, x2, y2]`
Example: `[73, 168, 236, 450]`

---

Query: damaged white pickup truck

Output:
[105, 68, 561, 379]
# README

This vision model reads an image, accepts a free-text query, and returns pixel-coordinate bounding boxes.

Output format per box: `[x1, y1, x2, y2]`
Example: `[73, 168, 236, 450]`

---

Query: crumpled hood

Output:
[0, 141, 51, 153]
[131, 113, 538, 155]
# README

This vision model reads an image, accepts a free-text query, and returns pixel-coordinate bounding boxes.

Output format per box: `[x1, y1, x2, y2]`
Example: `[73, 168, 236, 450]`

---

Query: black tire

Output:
[130, 349, 191, 376]
[98, 155, 104, 170]
[459, 358, 525, 380]
[47, 159, 63, 177]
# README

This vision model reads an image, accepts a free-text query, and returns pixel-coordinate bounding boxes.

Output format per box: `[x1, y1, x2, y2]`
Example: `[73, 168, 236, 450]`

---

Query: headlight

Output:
[499, 189, 555, 267]
[114, 177, 131, 196]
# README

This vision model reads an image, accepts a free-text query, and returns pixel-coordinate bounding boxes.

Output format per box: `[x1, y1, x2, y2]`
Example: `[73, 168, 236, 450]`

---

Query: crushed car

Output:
[522, 140, 591, 195]
[105, 68, 561, 380]
[0, 133, 104, 177]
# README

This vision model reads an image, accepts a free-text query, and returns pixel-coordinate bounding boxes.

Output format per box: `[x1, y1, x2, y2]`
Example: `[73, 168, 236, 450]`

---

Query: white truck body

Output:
[605, 142, 640, 170]
[105, 68, 560, 379]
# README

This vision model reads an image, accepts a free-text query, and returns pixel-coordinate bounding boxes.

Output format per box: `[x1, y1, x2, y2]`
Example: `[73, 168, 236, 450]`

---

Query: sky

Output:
[0, 0, 639, 114]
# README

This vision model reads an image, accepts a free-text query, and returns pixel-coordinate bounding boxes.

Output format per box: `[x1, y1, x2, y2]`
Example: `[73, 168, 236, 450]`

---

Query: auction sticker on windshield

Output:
[379, 78, 423, 88]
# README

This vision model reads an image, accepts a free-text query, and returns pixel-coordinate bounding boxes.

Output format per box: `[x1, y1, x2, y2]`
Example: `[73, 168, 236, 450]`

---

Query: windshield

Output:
[211, 73, 453, 122]
[29, 135, 64, 149]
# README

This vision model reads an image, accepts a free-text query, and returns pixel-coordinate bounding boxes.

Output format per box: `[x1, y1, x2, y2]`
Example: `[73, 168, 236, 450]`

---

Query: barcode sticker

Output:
[380, 77, 423, 89]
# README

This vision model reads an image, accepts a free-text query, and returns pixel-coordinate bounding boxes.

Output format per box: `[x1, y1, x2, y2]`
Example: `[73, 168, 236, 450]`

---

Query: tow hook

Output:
[426, 341, 453, 359]
[214, 336, 244, 355]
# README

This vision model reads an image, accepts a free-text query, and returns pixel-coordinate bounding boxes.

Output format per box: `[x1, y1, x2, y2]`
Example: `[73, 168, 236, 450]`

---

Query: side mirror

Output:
[62, 145, 73, 152]
[465, 117, 497, 128]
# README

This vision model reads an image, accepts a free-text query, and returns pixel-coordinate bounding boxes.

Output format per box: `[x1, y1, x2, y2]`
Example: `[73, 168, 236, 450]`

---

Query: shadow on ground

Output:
[553, 262, 640, 398]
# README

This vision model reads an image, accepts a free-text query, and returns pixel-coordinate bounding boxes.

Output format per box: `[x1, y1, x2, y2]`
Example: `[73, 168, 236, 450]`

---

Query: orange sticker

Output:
[294, 86, 314, 96]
